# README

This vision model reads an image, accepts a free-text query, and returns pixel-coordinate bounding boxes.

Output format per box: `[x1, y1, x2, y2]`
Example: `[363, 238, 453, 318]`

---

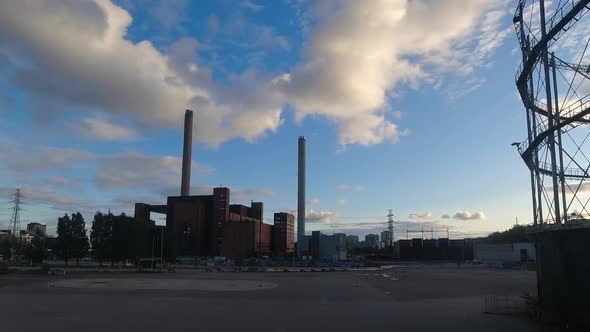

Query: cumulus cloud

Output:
[309, 198, 320, 206]
[277, 0, 510, 145]
[306, 209, 340, 224]
[0, 1, 283, 147]
[409, 212, 433, 220]
[337, 199, 349, 206]
[75, 117, 140, 141]
[0, 0, 510, 148]
[442, 211, 487, 220]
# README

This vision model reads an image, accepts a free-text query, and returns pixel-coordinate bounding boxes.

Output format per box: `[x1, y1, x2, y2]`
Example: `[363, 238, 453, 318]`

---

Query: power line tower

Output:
[387, 209, 394, 247]
[8, 188, 22, 237]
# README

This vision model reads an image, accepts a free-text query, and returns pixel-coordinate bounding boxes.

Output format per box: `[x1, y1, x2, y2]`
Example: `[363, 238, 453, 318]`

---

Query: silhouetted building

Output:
[380, 231, 391, 245]
[346, 235, 359, 245]
[395, 237, 474, 261]
[135, 187, 274, 260]
[273, 212, 294, 256]
[223, 201, 271, 259]
[365, 234, 379, 248]
[27, 222, 46, 236]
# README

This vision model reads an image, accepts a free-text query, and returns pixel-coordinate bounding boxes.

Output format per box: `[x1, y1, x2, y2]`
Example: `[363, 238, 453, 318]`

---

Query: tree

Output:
[71, 212, 89, 265]
[90, 212, 114, 265]
[57, 214, 73, 265]
[57, 212, 89, 266]
[483, 225, 531, 244]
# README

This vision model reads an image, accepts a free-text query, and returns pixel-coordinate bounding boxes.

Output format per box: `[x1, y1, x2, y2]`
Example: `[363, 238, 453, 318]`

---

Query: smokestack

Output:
[181, 110, 193, 196]
[297, 136, 306, 255]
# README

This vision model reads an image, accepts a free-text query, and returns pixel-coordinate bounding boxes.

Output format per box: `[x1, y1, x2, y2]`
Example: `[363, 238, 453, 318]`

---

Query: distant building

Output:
[474, 242, 536, 265]
[273, 212, 295, 256]
[19, 230, 34, 244]
[27, 222, 46, 236]
[310, 231, 347, 261]
[346, 235, 359, 245]
[0, 230, 11, 242]
[365, 234, 380, 248]
[380, 231, 391, 245]
[394, 237, 474, 261]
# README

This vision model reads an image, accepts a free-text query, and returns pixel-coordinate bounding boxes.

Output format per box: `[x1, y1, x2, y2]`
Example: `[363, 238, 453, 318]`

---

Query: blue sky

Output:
[0, 0, 544, 238]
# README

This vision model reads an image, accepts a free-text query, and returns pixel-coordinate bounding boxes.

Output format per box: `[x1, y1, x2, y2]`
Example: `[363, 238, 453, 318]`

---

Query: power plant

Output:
[133, 110, 295, 260]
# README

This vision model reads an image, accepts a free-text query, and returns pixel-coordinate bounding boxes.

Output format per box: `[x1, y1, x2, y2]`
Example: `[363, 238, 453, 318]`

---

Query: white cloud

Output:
[240, 1, 264, 12]
[305, 209, 340, 224]
[76, 117, 140, 141]
[0, 1, 283, 147]
[309, 198, 320, 206]
[409, 212, 433, 220]
[0, 0, 510, 148]
[337, 199, 348, 206]
[442, 211, 487, 220]
[277, 0, 511, 145]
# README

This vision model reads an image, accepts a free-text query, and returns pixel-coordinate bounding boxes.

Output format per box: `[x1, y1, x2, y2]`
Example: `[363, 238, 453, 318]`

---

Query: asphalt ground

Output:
[0, 267, 542, 332]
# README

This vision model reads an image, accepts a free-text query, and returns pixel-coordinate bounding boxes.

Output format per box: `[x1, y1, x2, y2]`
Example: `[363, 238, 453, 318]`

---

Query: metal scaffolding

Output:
[514, 0, 590, 225]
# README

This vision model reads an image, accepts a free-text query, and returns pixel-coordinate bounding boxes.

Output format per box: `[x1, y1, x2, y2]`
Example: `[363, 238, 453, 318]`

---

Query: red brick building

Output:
[273, 212, 295, 256]
[134, 187, 274, 260]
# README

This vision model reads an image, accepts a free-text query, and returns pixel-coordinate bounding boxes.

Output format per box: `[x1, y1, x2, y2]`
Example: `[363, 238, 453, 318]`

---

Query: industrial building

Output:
[365, 234, 379, 248]
[273, 212, 295, 256]
[135, 187, 283, 260]
[133, 110, 294, 261]
[307, 231, 347, 261]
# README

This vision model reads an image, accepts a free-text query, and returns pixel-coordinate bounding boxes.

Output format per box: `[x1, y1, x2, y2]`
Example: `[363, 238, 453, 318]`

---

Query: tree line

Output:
[2, 211, 156, 266]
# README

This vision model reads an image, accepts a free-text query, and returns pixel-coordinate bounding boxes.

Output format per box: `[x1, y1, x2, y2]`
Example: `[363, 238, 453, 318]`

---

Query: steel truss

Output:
[514, 0, 590, 225]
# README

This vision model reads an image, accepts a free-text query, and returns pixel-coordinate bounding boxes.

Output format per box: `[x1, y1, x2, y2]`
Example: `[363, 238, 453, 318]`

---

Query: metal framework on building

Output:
[514, 0, 590, 225]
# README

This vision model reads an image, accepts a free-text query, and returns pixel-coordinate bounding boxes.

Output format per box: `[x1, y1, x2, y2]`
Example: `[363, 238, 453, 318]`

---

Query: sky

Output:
[0, 0, 571, 238]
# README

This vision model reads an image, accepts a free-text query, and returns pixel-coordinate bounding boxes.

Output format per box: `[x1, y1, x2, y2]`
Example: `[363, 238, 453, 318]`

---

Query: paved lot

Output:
[0, 267, 541, 331]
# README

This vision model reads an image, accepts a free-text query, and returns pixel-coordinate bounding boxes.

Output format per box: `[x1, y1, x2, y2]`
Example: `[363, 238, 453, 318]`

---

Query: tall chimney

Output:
[297, 136, 306, 256]
[181, 110, 193, 196]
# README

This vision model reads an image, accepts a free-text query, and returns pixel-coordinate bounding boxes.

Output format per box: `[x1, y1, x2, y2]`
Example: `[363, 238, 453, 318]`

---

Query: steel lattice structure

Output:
[514, 0, 590, 225]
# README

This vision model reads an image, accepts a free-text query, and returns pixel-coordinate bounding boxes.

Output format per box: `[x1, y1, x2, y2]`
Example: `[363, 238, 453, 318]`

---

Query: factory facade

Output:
[134, 187, 294, 261]
[133, 110, 296, 261]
